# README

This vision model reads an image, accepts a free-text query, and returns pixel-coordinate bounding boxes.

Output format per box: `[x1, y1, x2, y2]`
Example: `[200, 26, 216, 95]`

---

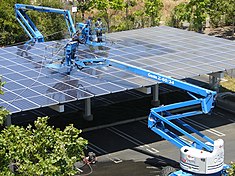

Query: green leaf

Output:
[0, 116, 87, 175]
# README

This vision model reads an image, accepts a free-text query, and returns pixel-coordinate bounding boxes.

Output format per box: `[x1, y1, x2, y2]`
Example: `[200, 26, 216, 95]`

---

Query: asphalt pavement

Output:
[10, 90, 235, 176]
[78, 107, 235, 176]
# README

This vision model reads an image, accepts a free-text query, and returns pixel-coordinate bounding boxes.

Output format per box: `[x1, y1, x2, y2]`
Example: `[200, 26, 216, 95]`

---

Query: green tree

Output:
[208, 0, 235, 28]
[0, 77, 9, 126]
[206, 0, 224, 27]
[0, 0, 30, 46]
[0, 117, 88, 175]
[228, 162, 235, 175]
[144, 0, 163, 26]
[169, 2, 188, 28]
[220, 0, 235, 35]
[77, 0, 94, 20]
[169, 0, 210, 32]
[132, 0, 148, 29]
[30, 0, 67, 41]
[170, 0, 235, 33]
[0, 0, 69, 46]
[124, 0, 137, 19]
[185, 0, 211, 32]
[94, 0, 125, 32]
[123, 0, 137, 30]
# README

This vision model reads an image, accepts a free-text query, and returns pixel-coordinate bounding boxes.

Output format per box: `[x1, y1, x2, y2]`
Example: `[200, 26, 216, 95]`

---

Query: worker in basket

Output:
[85, 16, 93, 41]
[95, 18, 103, 42]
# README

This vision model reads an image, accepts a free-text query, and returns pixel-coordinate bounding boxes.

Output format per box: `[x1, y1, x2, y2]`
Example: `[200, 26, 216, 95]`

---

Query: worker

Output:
[95, 18, 103, 42]
[85, 16, 93, 28]
[84, 16, 93, 41]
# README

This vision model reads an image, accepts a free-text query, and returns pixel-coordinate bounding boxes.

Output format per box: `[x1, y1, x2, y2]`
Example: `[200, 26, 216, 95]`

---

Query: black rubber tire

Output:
[160, 166, 177, 176]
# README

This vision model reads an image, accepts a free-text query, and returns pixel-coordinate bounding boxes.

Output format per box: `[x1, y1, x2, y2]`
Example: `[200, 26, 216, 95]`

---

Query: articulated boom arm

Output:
[15, 4, 76, 43]
[110, 59, 217, 152]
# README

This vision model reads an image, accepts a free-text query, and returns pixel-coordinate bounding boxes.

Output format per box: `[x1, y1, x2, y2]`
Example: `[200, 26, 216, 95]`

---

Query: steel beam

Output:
[136, 86, 151, 94]
[50, 105, 64, 112]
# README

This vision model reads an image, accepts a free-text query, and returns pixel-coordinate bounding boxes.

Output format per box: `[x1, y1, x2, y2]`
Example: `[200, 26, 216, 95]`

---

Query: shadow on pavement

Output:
[75, 154, 179, 176]
[77, 160, 161, 176]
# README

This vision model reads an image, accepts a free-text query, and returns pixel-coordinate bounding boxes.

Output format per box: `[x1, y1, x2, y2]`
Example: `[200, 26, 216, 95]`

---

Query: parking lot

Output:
[10, 90, 235, 175]
[80, 107, 235, 175]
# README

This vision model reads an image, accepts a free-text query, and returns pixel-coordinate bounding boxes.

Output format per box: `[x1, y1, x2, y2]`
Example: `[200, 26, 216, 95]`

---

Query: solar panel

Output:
[1, 26, 235, 113]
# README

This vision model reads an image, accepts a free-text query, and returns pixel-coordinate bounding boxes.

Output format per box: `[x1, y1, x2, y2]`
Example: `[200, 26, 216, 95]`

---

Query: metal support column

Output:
[83, 98, 93, 121]
[4, 115, 12, 126]
[151, 84, 160, 106]
[209, 72, 224, 92]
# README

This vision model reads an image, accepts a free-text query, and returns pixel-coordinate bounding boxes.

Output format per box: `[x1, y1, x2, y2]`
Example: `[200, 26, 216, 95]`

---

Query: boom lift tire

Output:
[160, 166, 176, 176]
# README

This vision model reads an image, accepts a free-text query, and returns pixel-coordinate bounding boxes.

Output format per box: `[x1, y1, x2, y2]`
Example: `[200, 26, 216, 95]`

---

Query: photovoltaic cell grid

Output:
[0, 26, 235, 113]
[107, 26, 235, 78]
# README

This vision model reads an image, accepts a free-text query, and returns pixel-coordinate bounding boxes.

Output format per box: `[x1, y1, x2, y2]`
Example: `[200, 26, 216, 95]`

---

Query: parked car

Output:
[216, 92, 235, 114]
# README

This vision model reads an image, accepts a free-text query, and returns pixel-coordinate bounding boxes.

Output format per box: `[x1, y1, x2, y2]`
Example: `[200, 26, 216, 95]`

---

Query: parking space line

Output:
[146, 148, 157, 154]
[108, 157, 123, 164]
[139, 120, 147, 125]
[150, 147, 159, 153]
[141, 116, 225, 136]
[214, 112, 235, 123]
[141, 120, 193, 144]
[185, 119, 225, 137]
[108, 127, 141, 146]
[88, 145, 103, 155]
[214, 112, 225, 117]
[89, 142, 123, 164]
[139, 117, 225, 138]
[108, 127, 159, 153]
[228, 119, 235, 123]
[89, 142, 108, 154]
[179, 136, 192, 144]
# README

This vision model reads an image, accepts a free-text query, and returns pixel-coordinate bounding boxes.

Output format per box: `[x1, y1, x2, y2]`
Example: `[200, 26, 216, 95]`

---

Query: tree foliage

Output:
[28, 0, 67, 41]
[91, 0, 163, 32]
[187, 0, 210, 32]
[228, 162, 235, 176]
[1, 78, 87, 175]
[144, 0, 163, 26]
[0, 0, 68, 46]
[169, 2, 188, 28]
[0, 0, 30, 46]
[170, 0, 235, 32]
[0, 117, 88, 175]
[0, 0, 165, 45]
[93, 0, 125, 32]
[0, 77, 9, 126]
[1, 0, 234, 46]
[76, 0, 94, 20]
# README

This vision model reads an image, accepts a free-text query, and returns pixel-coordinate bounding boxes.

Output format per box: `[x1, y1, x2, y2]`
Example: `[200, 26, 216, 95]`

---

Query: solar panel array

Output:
[0, 26, 235, 113]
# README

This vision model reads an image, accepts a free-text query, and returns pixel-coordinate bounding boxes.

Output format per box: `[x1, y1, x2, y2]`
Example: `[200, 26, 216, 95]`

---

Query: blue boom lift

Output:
[14, 4, 76, 44]
[76, 22, 106, 47]
[15, 4, 229, 176]
[109, 59, 229, 175]
[14, 4, 108, 71]
[14, 4, 106, 46]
